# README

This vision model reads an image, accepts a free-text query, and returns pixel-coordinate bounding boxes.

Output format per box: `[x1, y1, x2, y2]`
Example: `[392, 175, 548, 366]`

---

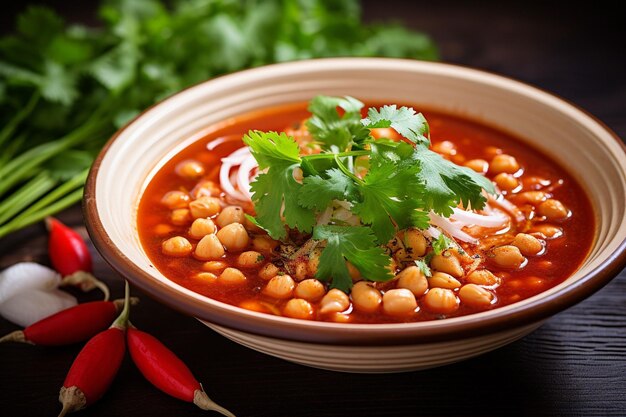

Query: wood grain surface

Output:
[1, 1, 625, 416]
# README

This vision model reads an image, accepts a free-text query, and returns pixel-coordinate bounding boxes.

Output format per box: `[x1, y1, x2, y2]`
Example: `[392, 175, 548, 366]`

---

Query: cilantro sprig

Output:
[245, 95, 495, 291]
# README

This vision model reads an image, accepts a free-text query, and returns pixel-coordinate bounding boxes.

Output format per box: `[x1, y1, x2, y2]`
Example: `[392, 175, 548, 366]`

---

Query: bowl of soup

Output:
[84, 58, 626, 372]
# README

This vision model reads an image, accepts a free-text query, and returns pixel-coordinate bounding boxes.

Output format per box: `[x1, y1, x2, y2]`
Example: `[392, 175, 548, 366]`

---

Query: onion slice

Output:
[450, 207, 508, 228]
[219, 146, 258, 201]
[429, 212, 478, 244]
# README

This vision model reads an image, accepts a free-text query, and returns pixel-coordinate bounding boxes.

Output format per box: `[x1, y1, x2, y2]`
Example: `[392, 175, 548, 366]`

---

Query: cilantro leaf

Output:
[352, 157, 426, 243]
[414, 147, 495, 215]
[362, 105, 429, 146]
[305, 95, 369, 151]
[414, 259, 432, 277]
[243, 131, 314, 240]
[432, 234, 455, 255]
[298, 168, 357, 212]
[313, 225, 392, 292]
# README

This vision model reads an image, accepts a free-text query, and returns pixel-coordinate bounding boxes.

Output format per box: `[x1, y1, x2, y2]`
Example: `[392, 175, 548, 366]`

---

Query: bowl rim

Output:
[84, 57, 626, 345]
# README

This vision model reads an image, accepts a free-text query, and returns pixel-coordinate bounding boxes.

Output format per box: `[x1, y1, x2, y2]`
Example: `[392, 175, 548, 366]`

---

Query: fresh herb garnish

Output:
[245, 95, 494, 291]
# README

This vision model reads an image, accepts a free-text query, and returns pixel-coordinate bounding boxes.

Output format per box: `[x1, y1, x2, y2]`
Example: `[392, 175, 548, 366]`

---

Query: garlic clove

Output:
[0, 262, 62, 304]
[0, 289, 77, 327]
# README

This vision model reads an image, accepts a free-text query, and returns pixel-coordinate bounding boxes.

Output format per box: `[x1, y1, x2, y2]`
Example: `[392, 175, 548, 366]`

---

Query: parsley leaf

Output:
[305, 95, 369, 151]
[414, 146, 495, 216]
[313, 225, 392, 292]
[414, 259, 432, 277]
[432, 234, 455, 255]
[362, 104, 429, 146]
[298, 168, 357, 212]
[243, 131, 315, 239]
[352, 155, 427, 242]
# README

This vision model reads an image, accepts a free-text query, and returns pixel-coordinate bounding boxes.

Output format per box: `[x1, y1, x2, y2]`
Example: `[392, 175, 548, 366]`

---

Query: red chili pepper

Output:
[0, 298, 137, 346]
[127, 327, 235, 416]
[58, 284, 131, 416]
[46, 217, 92, 276]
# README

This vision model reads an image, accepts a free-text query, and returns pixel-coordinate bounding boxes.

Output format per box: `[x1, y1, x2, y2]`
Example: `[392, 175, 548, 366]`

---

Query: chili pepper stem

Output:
[111, 281, 131, 330]
[58, 386, 87, 417]
[194, 387, 237, 417]
[60, 271, 110, 301]
[0, 330, 30, 344]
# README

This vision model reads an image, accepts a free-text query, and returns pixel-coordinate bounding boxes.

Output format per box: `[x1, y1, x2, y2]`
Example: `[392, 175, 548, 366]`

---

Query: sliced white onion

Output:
[490, 195, 525, 223]
[236, 155, 259, 201]
[0, 289, 77, 327]
[219, 146, 258, 202]
[317, 206, 333, 225]
[0, 262, 61, 304]
[206, 134, 242, 151]
[429, 212, 478, 244]
[451, 207, 508, 228]
[424, 227, 442, 239]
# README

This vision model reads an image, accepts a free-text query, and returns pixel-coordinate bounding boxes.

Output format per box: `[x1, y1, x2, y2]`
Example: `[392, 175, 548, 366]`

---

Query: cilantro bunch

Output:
[244, 96, 494, 291]
[0, 0, 438, 239]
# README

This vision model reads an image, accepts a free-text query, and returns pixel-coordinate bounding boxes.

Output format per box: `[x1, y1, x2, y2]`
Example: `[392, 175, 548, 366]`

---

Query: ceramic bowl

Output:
[84, 58, 626, 373]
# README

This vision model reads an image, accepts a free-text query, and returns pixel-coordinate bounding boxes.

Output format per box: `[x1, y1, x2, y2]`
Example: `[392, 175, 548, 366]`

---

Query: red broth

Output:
[137, 102, 595, 323]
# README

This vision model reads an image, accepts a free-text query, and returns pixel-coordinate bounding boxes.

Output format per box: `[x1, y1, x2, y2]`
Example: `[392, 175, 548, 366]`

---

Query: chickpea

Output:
[490, 154, 520, 174]
[428, 272, 462, 289]
[484, 146, 502, 158]
[465, 159, 489, 174]
[190, 180, 221, 199]
[291, 261, 307, 281]
[263, 274, 295, 299]
[422, 288, 459, 314]
[283, 298, 314, 320]
[512, 233, 543, 256]
[351, 281, 382, 313]
[216, 223, 249, 252]
[258, 263, 280, 280]
[195, 272, 217, 283]
[294, 279, 326, 301]
[153, 223, 174, 236]
[494, 173, 519, 191]
[251, 235, 279, 253]
[530, 224, 563, 239]
[175, 159, 205, 180]
[202, 261, 227, 273]
[401, 228, 428, 258]
[538, 199, 569, 220]
[319, 289, 350, 314]
[466, 270, 500, 287]
[189, 196, 221, 219]
[189, 218, 216, 239]
[491, 245, 526, 269]
[216, 206, 245, 228]
[194, 234, 225, 260]
[396, 266, 428, 296]
[430, 253, 464, 278]
[237, 251, 264, 268]
[517, 191, 547, 205]
[218, 267, 246, 285]
[170, 208, 191, 225]
[459, 284, 494, 307]
[161, 236, 192, 257]
[160, 191, 190, 209]
[346, 261, 361, 281]
[292, 167, 304, 183]
[330, 313, 353, 323]
[432, 140, 456, 156]
[382, 289, 417, 316]
[307, 249, 322, 276]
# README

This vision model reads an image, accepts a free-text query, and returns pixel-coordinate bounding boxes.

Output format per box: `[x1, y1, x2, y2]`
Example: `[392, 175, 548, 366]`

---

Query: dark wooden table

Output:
[1, 2, 625, 416]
